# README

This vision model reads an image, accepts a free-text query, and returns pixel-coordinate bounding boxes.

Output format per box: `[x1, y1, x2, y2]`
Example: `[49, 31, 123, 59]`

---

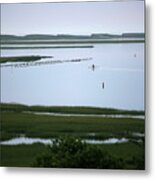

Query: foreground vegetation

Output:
[0, 56, 52, 64]
[0, 138, 144, 169]
[32, 137, 144, 169]
[0, 104, 145, 169]
[0, 143, 46, 167]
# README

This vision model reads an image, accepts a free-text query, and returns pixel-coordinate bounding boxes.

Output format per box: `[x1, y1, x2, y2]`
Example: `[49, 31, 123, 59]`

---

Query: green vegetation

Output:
[1, 45, 94, 50]
[32, 137, 144, 169]
[0, 143, 47, 167]
[0, 103, 145, 141]
[0, 138, 144, 169]
[33, 137, 124, 169]
[0, 103, 145, 169]
[1, 111, 144, 141]
[0, 56, 52, 64]
[0, 103, 145, 116]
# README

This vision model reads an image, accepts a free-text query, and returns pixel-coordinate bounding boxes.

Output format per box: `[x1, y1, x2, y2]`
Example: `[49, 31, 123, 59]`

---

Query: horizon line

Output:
[1, 32, 145, 36]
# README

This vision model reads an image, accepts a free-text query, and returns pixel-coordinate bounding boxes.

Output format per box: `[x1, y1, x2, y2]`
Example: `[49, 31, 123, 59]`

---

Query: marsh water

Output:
[27, 111, 145, 119]
[1, 43, 144, 110]
[0, 137, 129, 145]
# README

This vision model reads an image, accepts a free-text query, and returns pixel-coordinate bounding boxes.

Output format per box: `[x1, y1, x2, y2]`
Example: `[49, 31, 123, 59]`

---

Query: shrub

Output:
[33, 137, 124, 169]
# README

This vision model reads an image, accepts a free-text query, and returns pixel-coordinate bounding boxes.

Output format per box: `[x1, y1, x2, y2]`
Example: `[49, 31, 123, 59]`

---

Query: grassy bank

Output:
[0, 103, 145, 116]
[1, 111, 144, 141]
[0, 104, 145, 169]
[0, 143, 47, 167]
[0, 142, 144, 169]
[0, 56, 52, 64]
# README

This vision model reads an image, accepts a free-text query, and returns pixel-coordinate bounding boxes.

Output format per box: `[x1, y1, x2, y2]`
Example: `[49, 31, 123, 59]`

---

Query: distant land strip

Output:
[0, 33, 145, 41]
[1, 39, 145, 45]
[1, 45, 94, 49]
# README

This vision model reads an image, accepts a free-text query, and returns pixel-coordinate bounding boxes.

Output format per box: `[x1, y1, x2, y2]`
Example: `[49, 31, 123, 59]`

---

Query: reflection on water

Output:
[29, 111, 145, 119]
[0, 137, 53, 145]
[1, 43, 144, 110]
[0, 137, 129, 145]
[84, 138, 129, 144]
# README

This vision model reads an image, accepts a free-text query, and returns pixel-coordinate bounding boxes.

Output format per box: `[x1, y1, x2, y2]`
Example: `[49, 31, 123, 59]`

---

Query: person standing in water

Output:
[92, 64, 95, 71]
[102, 82, 104, 89]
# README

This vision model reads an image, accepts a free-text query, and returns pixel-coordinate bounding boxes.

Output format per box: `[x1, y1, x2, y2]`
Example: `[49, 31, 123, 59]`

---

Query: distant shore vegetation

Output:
[1, 33, 145, 41]
[0, 103, 145, 116]
[0, 33, 145, 45]
[1, 45, 94, 50]
[0, 56, 53, 64]
[0, 103, 145, 169]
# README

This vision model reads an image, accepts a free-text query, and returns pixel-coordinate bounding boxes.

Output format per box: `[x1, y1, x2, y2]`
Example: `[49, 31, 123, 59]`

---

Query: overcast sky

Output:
[1, 0, 144, 35]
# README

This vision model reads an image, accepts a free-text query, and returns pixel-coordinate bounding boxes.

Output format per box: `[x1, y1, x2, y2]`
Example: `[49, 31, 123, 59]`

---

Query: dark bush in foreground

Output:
[33, 137, 124, 169]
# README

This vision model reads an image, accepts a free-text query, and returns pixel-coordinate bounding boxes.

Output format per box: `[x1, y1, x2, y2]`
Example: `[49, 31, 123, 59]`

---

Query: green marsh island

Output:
[0, 103, 145, 169]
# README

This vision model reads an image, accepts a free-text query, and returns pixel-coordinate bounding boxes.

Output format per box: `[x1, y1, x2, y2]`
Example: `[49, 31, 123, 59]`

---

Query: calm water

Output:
[0, 137, 129, 145]
[1, 43, 144, 110]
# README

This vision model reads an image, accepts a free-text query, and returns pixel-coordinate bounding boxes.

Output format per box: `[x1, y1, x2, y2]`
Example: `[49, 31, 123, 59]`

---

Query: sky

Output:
[1, 0, 144, 35]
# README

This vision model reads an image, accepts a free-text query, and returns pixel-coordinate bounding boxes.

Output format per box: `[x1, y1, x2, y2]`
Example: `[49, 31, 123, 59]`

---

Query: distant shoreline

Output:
[1, 33, 145, 44]
[1, 45, 94, 49]
[1, 39, 145, 45]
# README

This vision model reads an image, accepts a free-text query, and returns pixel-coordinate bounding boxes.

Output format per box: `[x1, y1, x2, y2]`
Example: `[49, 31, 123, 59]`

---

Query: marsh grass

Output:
[0, 56, 52, 64]
[0, 141, 144, 169]
[0, 143, 47, 167]
[0, 103, 145, 115]
[1, 111, 144, 141]
[0, 104, 145, 169]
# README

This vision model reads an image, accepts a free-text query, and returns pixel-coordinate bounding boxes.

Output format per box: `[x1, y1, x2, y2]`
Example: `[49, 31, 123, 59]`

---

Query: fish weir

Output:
[0, 57, 92, 68]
